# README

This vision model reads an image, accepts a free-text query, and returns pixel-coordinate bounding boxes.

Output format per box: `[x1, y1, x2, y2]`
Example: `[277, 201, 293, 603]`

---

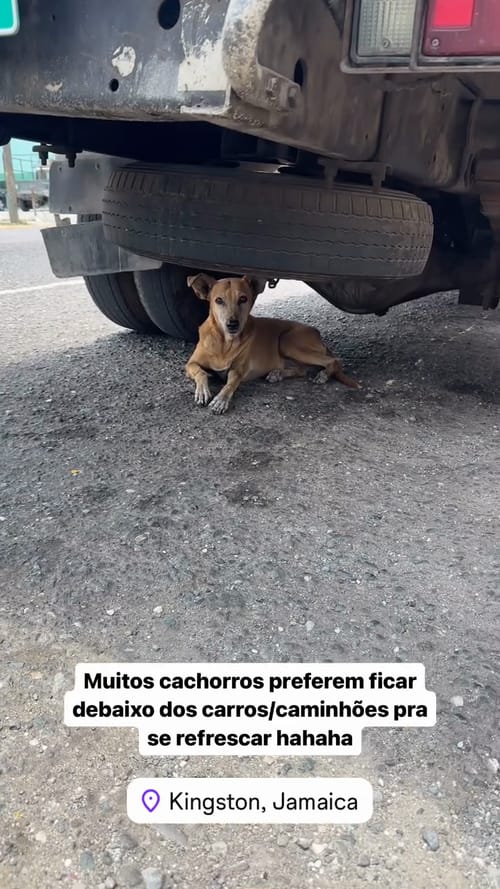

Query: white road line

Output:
[0, 279, 83, 297]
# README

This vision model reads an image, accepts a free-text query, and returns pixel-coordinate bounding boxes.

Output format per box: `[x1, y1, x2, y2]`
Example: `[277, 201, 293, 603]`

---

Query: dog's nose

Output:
[226, 319, 239, 331]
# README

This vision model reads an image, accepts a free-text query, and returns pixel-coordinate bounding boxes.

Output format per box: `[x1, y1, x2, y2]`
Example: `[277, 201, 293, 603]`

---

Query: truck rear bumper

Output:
[0, 0, 229, 120]
[0, 0, 383, 161]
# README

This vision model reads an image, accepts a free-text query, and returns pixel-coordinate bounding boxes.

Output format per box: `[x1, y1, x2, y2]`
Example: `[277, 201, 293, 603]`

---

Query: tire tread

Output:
[103, 165, 433, 279]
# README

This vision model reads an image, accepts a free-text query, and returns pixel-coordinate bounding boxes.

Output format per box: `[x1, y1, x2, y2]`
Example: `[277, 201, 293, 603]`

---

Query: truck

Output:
[1, 0, 499, 339]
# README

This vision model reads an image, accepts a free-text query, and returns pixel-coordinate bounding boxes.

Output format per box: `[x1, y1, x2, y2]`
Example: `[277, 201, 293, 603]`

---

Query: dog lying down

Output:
[185, 274, 359, 414]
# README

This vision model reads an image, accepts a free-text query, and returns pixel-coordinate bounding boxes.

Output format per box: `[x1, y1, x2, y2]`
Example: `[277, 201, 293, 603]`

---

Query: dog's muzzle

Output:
[226, 321, 239, 334]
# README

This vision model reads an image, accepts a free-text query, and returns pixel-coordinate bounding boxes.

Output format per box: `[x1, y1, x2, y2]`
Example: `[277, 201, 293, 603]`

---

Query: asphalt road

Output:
[0, 228, 499, 889]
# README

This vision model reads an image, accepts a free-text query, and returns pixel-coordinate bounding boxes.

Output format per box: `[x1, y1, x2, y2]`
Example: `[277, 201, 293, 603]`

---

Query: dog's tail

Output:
[329, 358, 361, 389]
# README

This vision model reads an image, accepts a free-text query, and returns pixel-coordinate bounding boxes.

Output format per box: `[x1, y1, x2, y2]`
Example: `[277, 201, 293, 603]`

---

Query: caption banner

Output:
[64, 662, 436, 756]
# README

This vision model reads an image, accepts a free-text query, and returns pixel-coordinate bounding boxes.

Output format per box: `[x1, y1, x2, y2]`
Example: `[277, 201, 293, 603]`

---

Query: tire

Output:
[135, 264, 208, 341]
[84, 272, 160, 333]
[78, 213, 160, 334]
[102, 163, 434, 280]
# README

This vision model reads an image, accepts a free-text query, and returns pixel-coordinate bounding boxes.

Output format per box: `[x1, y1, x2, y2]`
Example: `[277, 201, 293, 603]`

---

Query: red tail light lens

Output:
[429, 0, 475, 29]
[424, 0, 500, 56]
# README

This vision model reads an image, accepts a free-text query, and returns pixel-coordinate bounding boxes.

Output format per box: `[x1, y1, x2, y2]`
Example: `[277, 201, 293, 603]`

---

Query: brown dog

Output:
[185, 274, 359, 413]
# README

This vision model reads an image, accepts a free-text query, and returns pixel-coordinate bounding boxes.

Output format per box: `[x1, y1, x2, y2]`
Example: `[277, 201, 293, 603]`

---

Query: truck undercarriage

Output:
[2, 0, 500, 331]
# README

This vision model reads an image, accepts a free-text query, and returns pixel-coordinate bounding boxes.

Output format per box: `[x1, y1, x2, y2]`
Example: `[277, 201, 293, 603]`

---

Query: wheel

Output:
[102, 164, 434, 280]
[78, 213, 160, 334]
[135, 264, 209, 341]
[79, 215, 206, 337]
[84, 271, 161, 333]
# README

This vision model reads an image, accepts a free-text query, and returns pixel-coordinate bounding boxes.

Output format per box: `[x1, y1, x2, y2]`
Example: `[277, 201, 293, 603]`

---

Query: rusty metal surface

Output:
[0, 0, 382, 162]
[0, 0, 496, 185]
[0, 0, 229, 119]
[2, 0, 500, 255]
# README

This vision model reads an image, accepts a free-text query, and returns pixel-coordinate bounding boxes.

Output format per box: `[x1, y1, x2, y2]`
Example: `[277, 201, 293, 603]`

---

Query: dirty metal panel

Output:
[42, 221, 161, 277]
[223, 0, 383, 161]
[0, 0, 384, 163]
[49, 154, 133, 214]
[0, 0, 230, 119]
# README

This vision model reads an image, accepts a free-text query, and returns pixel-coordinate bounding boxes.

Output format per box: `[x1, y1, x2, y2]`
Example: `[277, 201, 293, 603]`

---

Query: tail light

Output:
[356, 0, 417, 57]
[428, 0, 475, 29]
[424, 0, 500, 57]
[346, 0, 500, 71]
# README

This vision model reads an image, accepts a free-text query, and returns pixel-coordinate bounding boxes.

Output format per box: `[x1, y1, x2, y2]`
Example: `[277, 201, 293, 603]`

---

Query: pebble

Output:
[154, 824, 187, 845]
[119, 864, 143, 887]
[79, 850, 96, 870]
[153, 606, 163, 615]
[211, 840, 228, 857]
[277, 834, 289, 847]
[104, 879, 116, 889]
[99, 798, 113, 814]
[299, 757, 315, 773]
[296, 837, 311, 850]
[34, 831, 47, 844]
[311, 842, 327, 856]
[487, 866, 500, 887]
[305, 620, 315, 633]
[358, 855, 370, 867]
[450, 695, 464, 708]
[52, 672, 68, 695]
[421, 828, 440, 851]
[487, 758, 499, 775]
[141, 867, 164, 889]
[119, 831, 138, 850]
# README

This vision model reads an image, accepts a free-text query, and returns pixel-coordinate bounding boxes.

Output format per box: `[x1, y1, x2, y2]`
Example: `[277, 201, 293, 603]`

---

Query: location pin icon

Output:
[142, 789, 160, 813]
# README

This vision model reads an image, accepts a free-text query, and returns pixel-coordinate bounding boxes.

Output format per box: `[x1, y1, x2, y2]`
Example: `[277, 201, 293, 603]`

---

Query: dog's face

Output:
[187, 274, 263, 337]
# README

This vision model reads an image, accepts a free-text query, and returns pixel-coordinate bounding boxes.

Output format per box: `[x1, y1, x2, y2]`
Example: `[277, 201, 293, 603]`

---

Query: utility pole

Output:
[2, 143, 19, 223]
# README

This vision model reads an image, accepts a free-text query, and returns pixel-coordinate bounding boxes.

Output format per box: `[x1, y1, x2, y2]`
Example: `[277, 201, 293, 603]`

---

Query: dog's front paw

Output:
[194, 383, 212, 406]
[266, 369, 283, 383]
[210, 392, 231, 414]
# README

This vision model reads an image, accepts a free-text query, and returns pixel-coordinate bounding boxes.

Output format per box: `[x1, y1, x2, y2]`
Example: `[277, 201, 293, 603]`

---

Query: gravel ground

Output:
[0, 231, 499, 889]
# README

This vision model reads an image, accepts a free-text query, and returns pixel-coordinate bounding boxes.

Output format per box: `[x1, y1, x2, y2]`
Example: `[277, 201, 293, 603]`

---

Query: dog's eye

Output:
[215, 297, 224, 305]
[238, 295, 248, 304]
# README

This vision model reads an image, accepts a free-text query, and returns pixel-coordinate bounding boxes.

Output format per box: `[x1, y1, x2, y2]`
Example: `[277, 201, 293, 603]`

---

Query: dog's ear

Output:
[242, 275, 266, 298]
[187, 273, 217, 300]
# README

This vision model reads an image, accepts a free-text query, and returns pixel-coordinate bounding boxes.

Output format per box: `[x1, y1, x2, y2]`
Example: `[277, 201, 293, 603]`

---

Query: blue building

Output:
[0, 138, 39, 181]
